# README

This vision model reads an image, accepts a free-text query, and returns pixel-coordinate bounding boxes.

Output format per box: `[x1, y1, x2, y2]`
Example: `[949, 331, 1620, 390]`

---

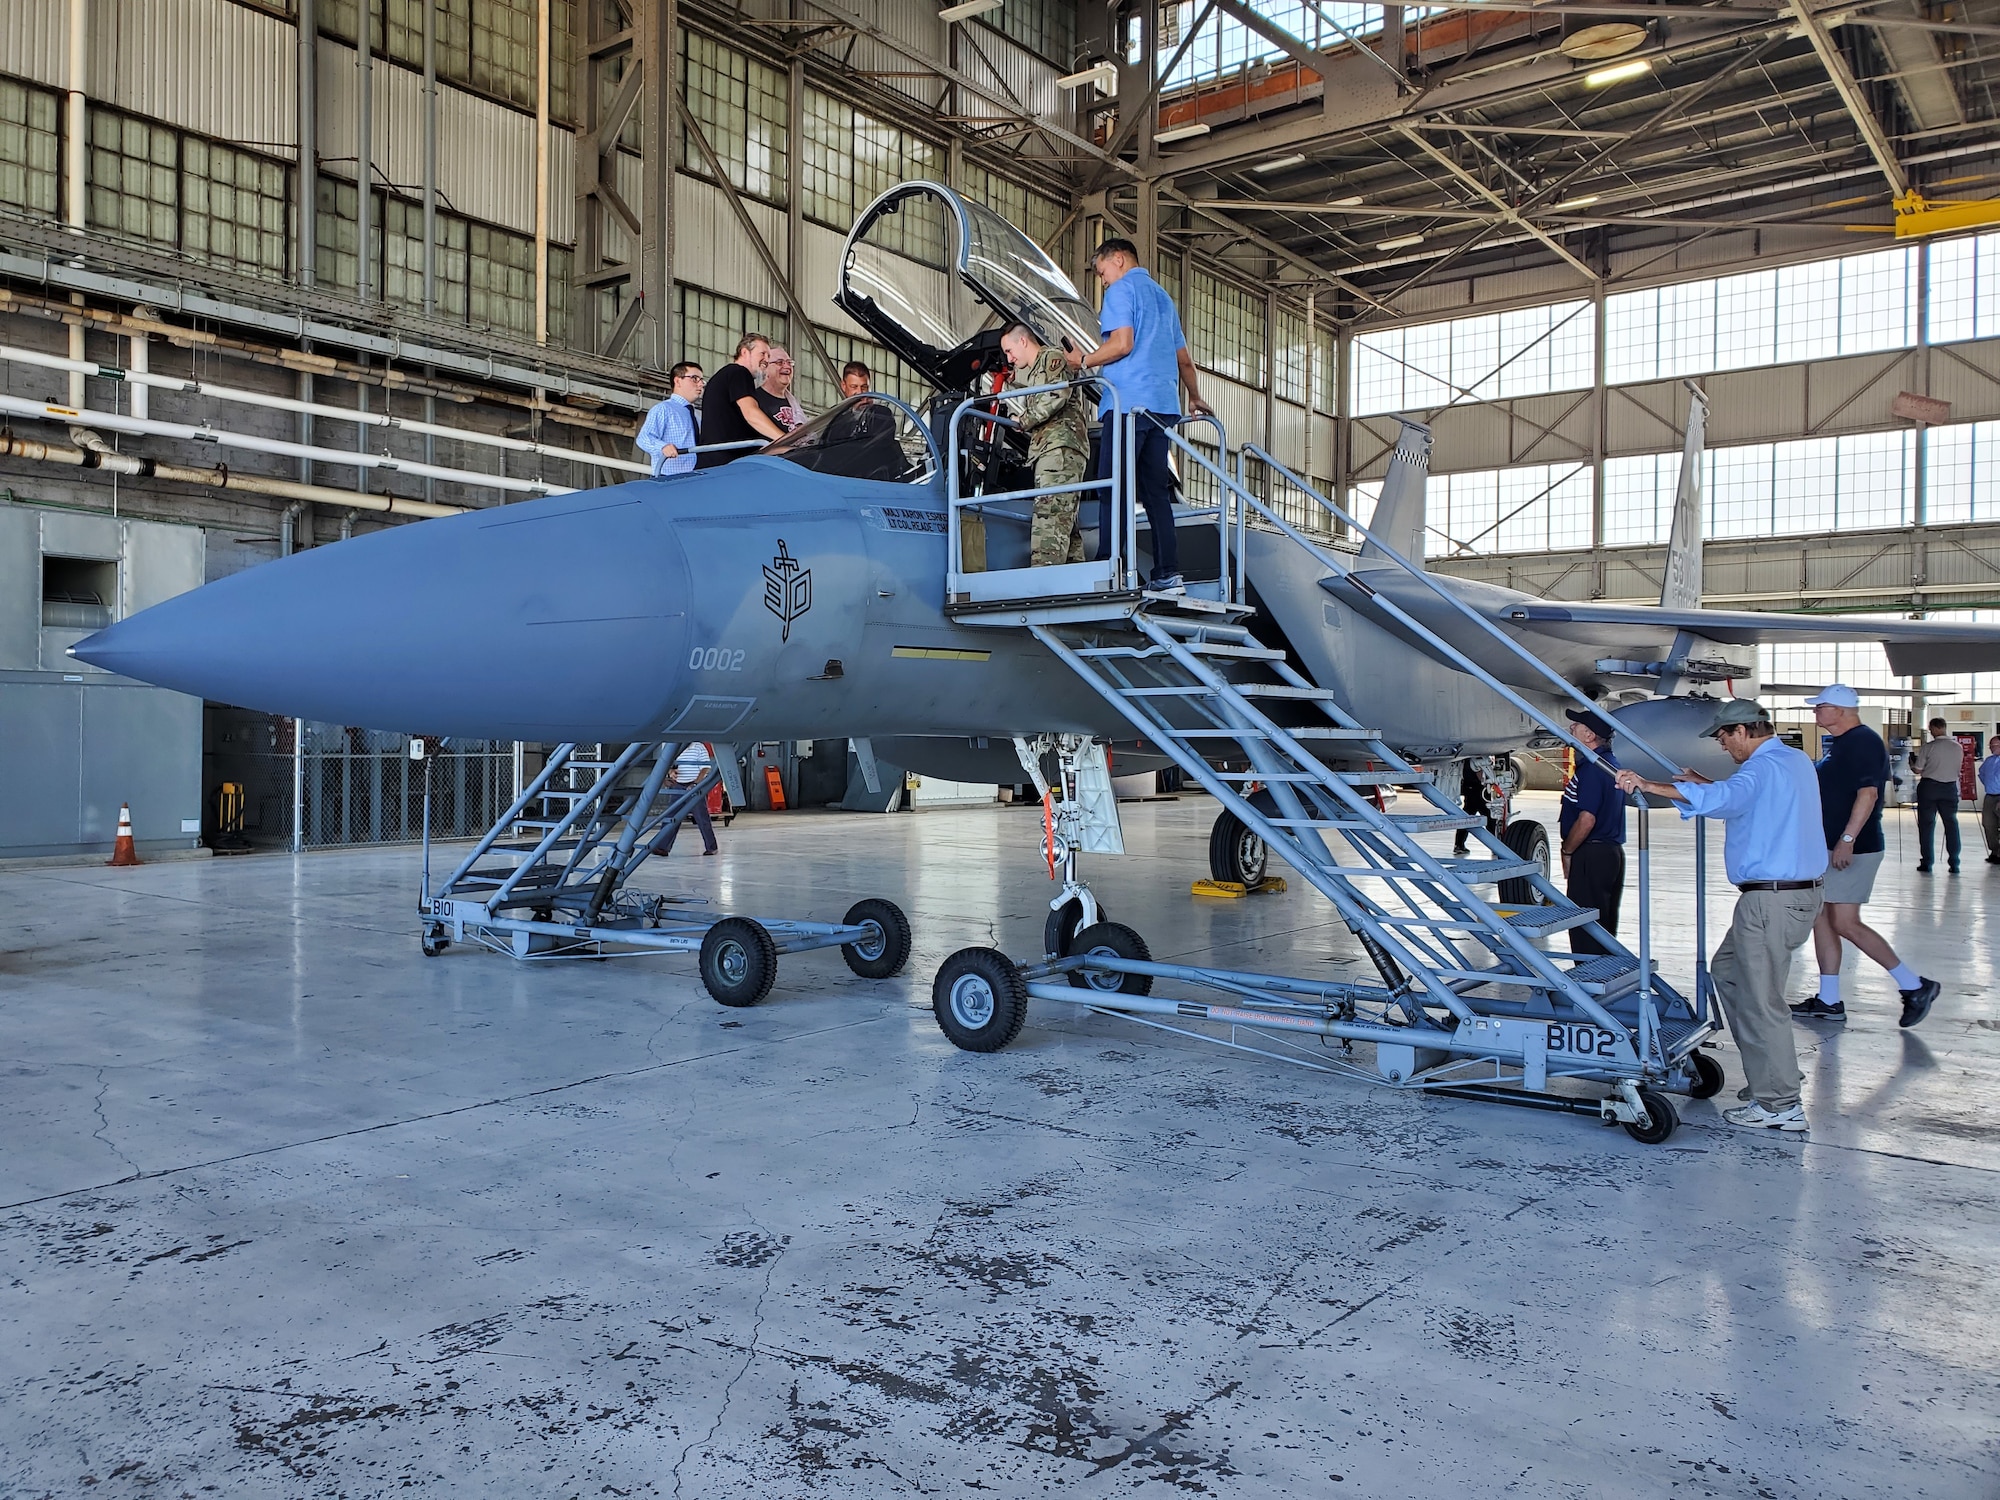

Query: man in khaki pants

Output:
[1617, 700, 1827, 1133]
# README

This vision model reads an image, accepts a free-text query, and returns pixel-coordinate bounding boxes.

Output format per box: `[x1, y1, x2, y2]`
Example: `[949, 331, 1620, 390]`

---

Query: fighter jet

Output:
[72, 181, 2000, 832]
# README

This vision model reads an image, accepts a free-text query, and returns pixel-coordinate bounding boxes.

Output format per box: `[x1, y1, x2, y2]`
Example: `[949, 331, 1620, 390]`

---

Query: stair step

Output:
[1322, 813, 1484, 832]
[1213, 771, 1334, 783]
[1170, 726, 1378, 741]
[1330, 857, 1539, 883]
[1184, 642, 1287, 661]
[1338, 770, 1433, 786]
[1233, 683, 1338, 700]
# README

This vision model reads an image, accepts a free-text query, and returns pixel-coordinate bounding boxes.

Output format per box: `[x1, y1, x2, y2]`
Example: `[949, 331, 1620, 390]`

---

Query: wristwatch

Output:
[1840, 833, 1856, 843]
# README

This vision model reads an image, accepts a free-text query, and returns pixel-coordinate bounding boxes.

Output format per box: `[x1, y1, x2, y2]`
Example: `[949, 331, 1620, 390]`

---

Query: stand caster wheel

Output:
[933, 948, 1029, 1052]
[1687, 1051, 1725, 1100]
[841, 898, 912, 979]
[421, 926, 450, 958]
[700, 917, 778, 1007]
[1622, 1087, 1678, 1144]
[1064, 922, 1153, 997]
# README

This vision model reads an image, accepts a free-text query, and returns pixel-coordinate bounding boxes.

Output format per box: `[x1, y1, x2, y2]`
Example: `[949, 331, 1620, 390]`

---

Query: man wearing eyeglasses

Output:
[636, 362, 704, 477]
[1617, 700, 1826, 1134]
[756, 345, 809, 431]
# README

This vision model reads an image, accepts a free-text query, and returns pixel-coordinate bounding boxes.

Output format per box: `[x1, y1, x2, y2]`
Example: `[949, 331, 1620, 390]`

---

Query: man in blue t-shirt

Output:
[1557, 708, 1626, 956]
[1064, 239, 1212, 595]
[1792, 685, 1939, 1027]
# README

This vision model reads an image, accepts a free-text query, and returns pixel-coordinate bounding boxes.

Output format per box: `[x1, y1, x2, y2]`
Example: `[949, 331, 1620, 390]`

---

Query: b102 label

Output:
[1546, 1023, 1622, 1059]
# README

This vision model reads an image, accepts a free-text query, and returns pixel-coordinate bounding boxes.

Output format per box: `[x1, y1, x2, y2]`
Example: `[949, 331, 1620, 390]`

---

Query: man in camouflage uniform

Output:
[999, 322, 1089, 567]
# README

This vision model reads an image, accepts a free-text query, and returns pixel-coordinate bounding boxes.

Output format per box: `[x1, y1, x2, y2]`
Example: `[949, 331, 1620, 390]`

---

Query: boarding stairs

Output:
[936, 397, 1718, 1134]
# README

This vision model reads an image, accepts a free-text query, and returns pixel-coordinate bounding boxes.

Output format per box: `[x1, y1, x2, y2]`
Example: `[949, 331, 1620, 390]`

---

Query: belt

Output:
[1735, 879, 1823, 893]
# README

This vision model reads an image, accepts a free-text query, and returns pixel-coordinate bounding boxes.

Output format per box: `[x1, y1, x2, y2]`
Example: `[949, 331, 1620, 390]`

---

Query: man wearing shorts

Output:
[1791, 685, 1940, 1028]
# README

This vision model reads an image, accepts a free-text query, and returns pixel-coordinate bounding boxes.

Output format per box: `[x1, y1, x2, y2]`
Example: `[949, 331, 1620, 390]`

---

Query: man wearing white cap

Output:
[1792, 685, 1939, 1028]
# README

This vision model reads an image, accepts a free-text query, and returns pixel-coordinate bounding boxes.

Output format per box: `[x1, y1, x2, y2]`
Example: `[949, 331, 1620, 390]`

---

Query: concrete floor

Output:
[3, 791, 1997, 1498]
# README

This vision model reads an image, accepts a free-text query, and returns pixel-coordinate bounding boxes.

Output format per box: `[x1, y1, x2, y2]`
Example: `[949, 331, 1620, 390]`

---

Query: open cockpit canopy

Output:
[834, 181, 1098, 392]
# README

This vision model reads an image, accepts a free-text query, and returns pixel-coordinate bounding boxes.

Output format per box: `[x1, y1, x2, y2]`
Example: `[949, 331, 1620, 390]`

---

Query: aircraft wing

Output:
[1499, 601, 2000, 676]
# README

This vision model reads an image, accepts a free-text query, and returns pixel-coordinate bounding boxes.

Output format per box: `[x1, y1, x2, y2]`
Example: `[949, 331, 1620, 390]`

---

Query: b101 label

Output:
[1546, 1023, 1622, 1059]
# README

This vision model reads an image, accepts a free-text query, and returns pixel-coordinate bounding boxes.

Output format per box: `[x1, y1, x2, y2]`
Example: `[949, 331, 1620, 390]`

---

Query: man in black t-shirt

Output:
[1557, 709, 1627, 956]
[1793, 685, 1940, 1028]
[696, 334, 785, 469]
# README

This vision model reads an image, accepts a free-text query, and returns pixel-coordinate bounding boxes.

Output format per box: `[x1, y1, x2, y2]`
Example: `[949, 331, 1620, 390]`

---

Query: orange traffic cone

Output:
[107, 802, 141, 867]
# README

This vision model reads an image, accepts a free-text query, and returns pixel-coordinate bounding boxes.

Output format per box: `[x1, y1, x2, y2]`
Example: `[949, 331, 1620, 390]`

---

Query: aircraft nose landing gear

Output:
[1014, 734, 1130, 961]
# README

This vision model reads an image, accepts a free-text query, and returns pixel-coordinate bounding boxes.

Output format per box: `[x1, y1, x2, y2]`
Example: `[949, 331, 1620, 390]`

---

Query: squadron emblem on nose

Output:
[763, 540, 813, 642]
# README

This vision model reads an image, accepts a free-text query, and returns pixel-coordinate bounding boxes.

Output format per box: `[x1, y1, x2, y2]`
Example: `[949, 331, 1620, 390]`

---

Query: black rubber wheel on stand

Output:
[699, 917, 778, 1007]
[1622, 1087, 1679, 1144]
[1498, 819, 1552, 907]
[1064, 922, 1154, 997]
[1207, 809, 1270, 886]
[1045, 901, 1110, 959]
[933, 948, 1030, 1052]
[840, 898, 912, 978]
[421, 925, 450, 958]
[1686, 1051, 1725, 1100]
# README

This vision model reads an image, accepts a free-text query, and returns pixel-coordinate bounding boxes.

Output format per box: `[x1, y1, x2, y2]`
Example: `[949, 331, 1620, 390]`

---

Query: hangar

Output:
[3, 1, 1998, 1493]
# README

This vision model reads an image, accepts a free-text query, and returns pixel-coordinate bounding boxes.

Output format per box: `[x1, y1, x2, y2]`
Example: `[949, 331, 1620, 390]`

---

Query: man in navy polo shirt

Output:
[1065, 239, 1212, 595]
[1558, 707, 1626, 956]
[1792, 684, 1940, 1027]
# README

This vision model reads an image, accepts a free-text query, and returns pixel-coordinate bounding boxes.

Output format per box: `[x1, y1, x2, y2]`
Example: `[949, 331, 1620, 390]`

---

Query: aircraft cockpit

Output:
[764, 395, 938, 486]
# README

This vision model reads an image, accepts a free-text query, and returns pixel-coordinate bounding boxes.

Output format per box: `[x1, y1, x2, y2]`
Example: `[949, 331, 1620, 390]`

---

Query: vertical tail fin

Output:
[1660, 383, 1708, 609]
[1358, 418, 1432, 570]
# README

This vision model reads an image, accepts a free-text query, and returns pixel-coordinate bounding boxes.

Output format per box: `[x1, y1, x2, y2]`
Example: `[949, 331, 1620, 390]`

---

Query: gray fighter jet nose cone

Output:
[74, 488, 694, 740]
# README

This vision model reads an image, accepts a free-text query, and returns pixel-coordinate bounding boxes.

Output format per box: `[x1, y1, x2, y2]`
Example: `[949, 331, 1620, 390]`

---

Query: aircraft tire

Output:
[1045, 900, 1110, 959]
[1064, 922, 1153, 997]
[1622, 1087, 1679, 1145]
[840, 898, 912, 978]
[1686, 1051, 1725, 1100]
[1498, 819, 1552, 907]
[1207, 810, 1270, 886]
[700, 917, 778, 1007]
[933, 948, 1029, 1052]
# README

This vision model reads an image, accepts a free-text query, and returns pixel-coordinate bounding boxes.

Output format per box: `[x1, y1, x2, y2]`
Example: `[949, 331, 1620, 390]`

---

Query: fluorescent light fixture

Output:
[1377, 232, 1426, 252]
[1155, 122, 1212, 144]
[1583, 57, 1651, 87]
[939, 0, 1003, 20]
[1058, 61, 1119, 92]
[1552, 193, 1601, 210]
[1328, 194, 1365, 207]
[1254, 153, 1308, 173]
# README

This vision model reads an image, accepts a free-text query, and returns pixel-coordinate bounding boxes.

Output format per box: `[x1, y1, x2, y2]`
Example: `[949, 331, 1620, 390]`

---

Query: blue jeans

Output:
[1092, 413, 1178, 579]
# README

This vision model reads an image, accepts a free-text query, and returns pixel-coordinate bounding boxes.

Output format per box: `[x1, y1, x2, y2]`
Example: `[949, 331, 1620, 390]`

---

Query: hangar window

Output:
[1189, 269, 1266, 386]
[0, 77, 59, 221]
[681, 31, 788, 204]
[320, 0, 579, 124]
[677, 287, 787, 387]
[960, 165, 1067, 260]
[1422, 462, 1593, 558]
[1603, 430, 1915, 546]
[1604, 245, 1917, 384]
[796, 326, 931, 414]
[1274, 305, 1335, 411]
[1930, 231, 2000, 344]
[1350, 299, 1593, 416]
[1266, 468, 1339, 540]
[801, 90, 942, 251]
[1153, 1, 1394, 91]
[87, 110, 180, 250]
[181, 138, 290, 279]
[981, 0, 1077, 65]
[1926, 420, 2000, 525]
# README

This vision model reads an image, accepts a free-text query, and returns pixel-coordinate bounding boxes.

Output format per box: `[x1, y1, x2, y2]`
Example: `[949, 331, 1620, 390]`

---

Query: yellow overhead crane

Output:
[1893, 190, 2000, 239]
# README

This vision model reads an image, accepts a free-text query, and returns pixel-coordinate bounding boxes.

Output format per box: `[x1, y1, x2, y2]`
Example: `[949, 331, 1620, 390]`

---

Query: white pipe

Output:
[357, 0, 372, 303]
[533, 0, 550, 348]
[3, 433, 464, 516]
[0, 394, 571, 498]
[128, 323, 148, 420]
[0, 344, 650, 474]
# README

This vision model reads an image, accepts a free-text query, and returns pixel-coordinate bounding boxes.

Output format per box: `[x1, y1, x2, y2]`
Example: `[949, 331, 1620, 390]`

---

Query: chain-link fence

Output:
[205, 709, 520, 850]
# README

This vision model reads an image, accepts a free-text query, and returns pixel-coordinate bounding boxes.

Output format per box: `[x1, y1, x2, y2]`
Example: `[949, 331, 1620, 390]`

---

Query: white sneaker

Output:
[1723, 1101, 1808, 1133]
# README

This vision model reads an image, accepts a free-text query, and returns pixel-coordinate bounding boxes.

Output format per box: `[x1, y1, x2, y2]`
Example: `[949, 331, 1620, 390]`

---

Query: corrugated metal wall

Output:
[2, 0, 67, 90]
[102, 0, 297, 158]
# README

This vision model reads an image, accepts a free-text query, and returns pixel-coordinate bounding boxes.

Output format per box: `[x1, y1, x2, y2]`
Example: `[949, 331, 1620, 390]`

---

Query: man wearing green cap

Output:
[1616, 699, 1826, 1134]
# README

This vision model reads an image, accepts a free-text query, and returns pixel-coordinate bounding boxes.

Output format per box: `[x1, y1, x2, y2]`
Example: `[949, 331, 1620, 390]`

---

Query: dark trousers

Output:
[1092, 413, 1178, 579]
[1916, 788, 1962, 868]
[1566, 842, 1625, 956]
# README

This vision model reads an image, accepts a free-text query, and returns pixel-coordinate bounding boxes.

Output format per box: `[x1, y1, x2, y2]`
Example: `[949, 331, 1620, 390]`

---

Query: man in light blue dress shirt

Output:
[635, 363, 705, 477]
[1064, 239, 1212, 595]
[1617, 699, 1826, 1133]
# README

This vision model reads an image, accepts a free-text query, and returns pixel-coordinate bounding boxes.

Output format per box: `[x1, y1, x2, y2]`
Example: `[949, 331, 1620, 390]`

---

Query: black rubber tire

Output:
[1498, 819, 1552, 908]
[1622, 1087, 1679, 1144]
[699, 917, 778, 1007]
[1064, 921, 1154, 997]
[1687, 1050, 1726, 1100]
[1207, 809, 1270, 886]
[933, 948, 1030, 1052]
[840, 898, 911, 979]
[1044, 901, 1109, 959]
[421, 927, 449, 958]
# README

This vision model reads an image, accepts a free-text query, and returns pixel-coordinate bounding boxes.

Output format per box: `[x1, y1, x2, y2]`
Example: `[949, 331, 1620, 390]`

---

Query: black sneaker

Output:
[1790, 997, 1847, 1021]
[1916, 863, 1933, 875]
[1899, 977, 1940, 1029]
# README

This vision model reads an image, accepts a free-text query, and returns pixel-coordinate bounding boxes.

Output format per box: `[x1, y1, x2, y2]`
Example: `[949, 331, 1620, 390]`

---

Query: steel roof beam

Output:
[1788, 0, 1911, 196]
